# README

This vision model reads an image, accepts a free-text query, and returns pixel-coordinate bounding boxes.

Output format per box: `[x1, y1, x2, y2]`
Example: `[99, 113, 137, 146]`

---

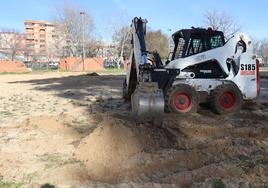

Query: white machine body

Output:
[166, 33, 259, 99]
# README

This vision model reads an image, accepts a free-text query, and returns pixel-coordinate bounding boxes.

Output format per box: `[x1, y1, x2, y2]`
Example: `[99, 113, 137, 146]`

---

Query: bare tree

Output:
[53, 2, 94, 57]
[112, 26, 131, 68]
[45, 25, 61, 62]
[203, 10, 240, 38]
[45, 43, 57, 63]
[146, 30, 169, 58]
[112, 26, 170, 68]
[0, 28, 22, 60]
[85, 38, 102, 57]
[254, 39, 268, 63]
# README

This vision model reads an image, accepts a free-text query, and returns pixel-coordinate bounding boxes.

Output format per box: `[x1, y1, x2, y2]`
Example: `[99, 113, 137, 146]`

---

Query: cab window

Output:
[210, 35, 224, 48]
[174, 38, 185, 59]
[187, 38, 205, 56]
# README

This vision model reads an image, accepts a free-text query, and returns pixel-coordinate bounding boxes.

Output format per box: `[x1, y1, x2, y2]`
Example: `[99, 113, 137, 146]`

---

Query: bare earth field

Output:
[0, 72, 268, 188]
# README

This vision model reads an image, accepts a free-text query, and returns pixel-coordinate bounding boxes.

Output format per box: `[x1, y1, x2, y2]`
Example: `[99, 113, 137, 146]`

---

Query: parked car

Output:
[48, 62, 59, 69]
[103, 59, 117, 68]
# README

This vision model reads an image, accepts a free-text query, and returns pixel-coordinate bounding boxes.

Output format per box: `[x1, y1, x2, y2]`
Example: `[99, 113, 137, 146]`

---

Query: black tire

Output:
[165, 84, 198, 113]
[210, 84, 242, 114]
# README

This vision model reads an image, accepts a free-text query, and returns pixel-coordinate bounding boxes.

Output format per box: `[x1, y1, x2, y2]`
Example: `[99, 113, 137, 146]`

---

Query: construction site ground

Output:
[0, 71, 267, 188]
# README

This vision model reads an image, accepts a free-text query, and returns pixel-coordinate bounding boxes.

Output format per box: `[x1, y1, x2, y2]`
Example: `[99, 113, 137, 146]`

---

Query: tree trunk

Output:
[116, 33, 129, 69]
[11, 52, 15, 61]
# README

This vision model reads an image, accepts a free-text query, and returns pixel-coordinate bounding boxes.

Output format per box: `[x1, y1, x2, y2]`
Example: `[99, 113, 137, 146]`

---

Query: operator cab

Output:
[171, 28, 225, 60]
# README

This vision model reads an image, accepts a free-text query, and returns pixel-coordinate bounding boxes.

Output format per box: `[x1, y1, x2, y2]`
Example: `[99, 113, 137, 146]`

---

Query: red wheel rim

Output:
[173, 93, 192, 112]
[219, 92, 236, 109]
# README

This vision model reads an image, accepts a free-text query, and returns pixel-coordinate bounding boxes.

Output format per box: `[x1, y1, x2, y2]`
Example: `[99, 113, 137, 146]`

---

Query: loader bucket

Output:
[131, 82, 164, 123]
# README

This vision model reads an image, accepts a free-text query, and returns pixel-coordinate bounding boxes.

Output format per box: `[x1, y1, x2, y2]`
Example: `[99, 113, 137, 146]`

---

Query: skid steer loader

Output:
[123, 17, 260, 121]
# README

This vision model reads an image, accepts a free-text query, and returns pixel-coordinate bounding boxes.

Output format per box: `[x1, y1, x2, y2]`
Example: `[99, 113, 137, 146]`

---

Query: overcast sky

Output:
[0, 0, 266, 42]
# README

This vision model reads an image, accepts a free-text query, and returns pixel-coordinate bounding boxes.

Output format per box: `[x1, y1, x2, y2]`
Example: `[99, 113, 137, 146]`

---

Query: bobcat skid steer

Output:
[165, 28, 260, 114]
[123, 17, 260, 122]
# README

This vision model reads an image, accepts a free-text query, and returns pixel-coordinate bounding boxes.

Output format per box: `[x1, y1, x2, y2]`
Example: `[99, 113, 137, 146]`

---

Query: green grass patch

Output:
[0, 111, 13, 116]
[0, 68, 125, 75]
[0, 72, 31, 75]
[0, 69, 58, 75]
[61, 68, 125, 75]
[95, 68, 125, 74]
[22, 171, 38, 184]
[31, 69, 58, 73]
[0, 180, 23, 188]
[79, 160, 86, 168]
[212, 179, 226, 188]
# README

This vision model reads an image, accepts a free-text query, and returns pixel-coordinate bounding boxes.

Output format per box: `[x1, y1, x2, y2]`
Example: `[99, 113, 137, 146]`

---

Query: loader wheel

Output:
[165, 84, 198, 113]
[210, 84, 242, 114]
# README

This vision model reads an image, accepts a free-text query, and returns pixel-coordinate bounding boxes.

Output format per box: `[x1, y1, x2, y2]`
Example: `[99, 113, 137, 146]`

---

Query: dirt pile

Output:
[0, 60, 29, 73]
[74, 117, 142, 181]
[24, 115, 80, 138]
[0, 73, 268, 187]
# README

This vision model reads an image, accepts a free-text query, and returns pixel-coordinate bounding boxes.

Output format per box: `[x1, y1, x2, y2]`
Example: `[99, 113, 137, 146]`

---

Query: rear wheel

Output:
[210, 84, 242, 114]
[165, 84, 198, 113]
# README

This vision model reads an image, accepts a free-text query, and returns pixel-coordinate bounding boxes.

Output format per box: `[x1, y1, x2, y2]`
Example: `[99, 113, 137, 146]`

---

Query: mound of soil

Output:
[0, 60, 30, 73]
[74, 117, 142, 181]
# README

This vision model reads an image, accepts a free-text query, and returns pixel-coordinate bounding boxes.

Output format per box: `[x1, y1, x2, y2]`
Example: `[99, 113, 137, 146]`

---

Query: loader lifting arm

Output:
[124, 17, 180, 122]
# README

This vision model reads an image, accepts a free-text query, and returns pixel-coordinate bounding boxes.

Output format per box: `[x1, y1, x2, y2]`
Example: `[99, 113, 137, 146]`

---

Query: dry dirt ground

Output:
[0, 72, 267, 188]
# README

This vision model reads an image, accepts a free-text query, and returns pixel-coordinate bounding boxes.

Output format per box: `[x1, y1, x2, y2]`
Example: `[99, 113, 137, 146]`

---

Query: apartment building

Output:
[24, 20, 58, 61]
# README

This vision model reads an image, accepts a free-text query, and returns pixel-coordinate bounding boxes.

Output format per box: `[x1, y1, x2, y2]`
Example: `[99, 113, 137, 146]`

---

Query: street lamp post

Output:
[167, 28, 172, 52]
[80, 11, 85, 71]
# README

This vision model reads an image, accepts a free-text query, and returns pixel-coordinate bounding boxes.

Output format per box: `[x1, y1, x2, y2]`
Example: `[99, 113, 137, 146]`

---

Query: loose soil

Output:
[0, 72, 267, 188]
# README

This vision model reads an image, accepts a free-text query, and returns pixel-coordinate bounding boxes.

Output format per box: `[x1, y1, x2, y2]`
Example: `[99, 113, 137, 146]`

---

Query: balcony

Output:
[26, 36, 34, 40]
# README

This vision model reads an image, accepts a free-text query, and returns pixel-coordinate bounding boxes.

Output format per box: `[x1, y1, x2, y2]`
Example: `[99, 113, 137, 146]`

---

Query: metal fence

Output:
[24, 61, 59, 71]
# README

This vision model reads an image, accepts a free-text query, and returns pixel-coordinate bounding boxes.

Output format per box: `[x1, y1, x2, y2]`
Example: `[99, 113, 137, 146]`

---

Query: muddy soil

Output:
[0, 72, 267, 188]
